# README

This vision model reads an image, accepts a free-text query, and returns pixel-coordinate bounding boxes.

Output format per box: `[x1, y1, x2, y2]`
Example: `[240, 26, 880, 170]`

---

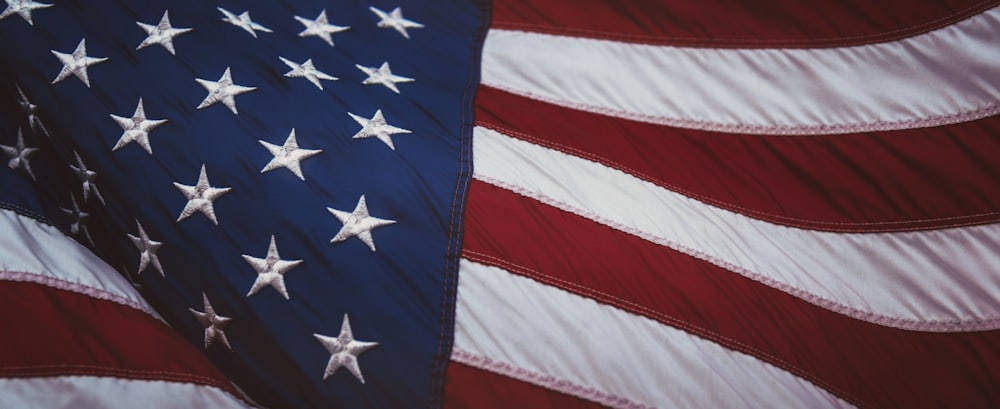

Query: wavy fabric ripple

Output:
[481, 6, 1000, 134]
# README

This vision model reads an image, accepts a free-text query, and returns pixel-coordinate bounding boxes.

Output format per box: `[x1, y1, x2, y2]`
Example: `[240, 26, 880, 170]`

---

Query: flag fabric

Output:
[2, 0, 1000, 408]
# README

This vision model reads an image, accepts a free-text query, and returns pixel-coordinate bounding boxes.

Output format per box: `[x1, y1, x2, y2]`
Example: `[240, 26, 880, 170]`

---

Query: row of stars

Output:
[2, 2, 422, 41]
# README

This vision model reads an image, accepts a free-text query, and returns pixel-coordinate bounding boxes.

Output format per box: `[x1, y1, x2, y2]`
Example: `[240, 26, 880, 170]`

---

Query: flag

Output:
[2, 0, 1000, 408]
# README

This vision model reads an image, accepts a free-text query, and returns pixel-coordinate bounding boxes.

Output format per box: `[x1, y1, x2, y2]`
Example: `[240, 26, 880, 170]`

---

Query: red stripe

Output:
[461, 180, 1000, 409]
[444, 361, 608, 409]
[476, 86, 1000, 232]
[492, 0, 999, 48]
[0, 280, 238, 395]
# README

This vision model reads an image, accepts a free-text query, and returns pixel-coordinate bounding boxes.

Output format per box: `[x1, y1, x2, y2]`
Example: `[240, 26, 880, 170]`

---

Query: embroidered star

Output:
[356, 62, 413, 94]
[259, 128, 323, 180]
[1, 128, 38, 180]
[127, 220, 163, 276]
[51, 38, 108, 88]
[136, 10, 192, 55]
[218, 7, 271, 38]
[0, 0, 52, 26]
[174, 164, 232, 225]
[279, 57, 337, 90]
[61, 195, 92, 244]
[15, 85, 47, 136]
[189, 293, 233, 350]
[110, 98, 168, 154]
[69, 151, 105, 204]
[196, 67, 256, 114]
[314, 314, 378, 383]
[348, 109, 411, 151]
[294, 9, 349, 47]
[369, 6, 423, 39]
[242, 235, 303, 300]
[328, 195, 395, 252]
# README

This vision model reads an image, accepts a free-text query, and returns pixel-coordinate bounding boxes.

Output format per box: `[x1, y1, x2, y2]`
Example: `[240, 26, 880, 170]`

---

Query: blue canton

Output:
[0, 0, 488, 407]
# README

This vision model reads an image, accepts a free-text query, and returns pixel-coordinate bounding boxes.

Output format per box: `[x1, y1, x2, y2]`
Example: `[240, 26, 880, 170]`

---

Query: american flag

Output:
[2, 0, 999, 408]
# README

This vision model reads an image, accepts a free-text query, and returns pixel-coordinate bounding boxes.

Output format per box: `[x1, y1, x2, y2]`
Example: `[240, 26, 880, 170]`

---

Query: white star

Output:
[15, 85, 47, 136]
[259, 128, 323, 181]
[242, 235, 303, 300]
[314, 314, 378, 383]
[0, 0, 51, 26]
[189, 293, 233, 350]
[60, 195, 92, 244]
[174, 164, 232, 225]
[369, 6, 423, 39]
[51, 38, 108, 88]
[218, 7, 271, 38]
[136, 10, 192, 55]
[356, 62, 413, 94]
[110, 98, 168, 154]
[1, 128, 38, 180]
[328, 195, 395, 252]
[279, 57, 337, 90]
[294, 10, 349, 47]
[196, 67, 256, 114]
[348, 109, 411, 151]
[69, 151, 104, 204]
[127, 220, 163, 276]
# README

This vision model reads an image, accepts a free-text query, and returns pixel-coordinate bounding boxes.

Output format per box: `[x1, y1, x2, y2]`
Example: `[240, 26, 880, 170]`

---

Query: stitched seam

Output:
[473, 175, 1000, 332]
[0, 202, 58, 228]
[485, 82, 1000, 136]
[462, 251, 866, 409]
[492, 0, 999, 48]
[476, 122, 1000, 232]
[0, 365, 235, 393]
[0, 270, 158, 319]
[429, 2, 491, 408]
[451, 349, 655, 409]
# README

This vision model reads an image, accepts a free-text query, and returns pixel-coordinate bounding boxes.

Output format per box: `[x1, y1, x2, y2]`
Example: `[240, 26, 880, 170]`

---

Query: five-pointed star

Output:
[328, 195, 396, 252]
[242, 235, 304, 300]
[136, 10, 192, 55]
[15, 85, 47, 136]
[195, 67, 257, 114]
[218, 7, 271, 38]
[1, 128, 38, 180]
[348, 109, 411, 151]
[279, 57, 337, 90]
[127, 220, 164, 276]
[110, 98, 168, 154]
[356, 62, 413, 94]
[61, 195, 92, 244]
[189, 293, 233, 350]
[314, 314, 378, 383]
[294, 9, 349, 47]
[0, 0, 52, 26]
[174, 164, 232, 226]
[69, 151, 105, 204]
[259, 128, 323, 180]
[51, 38, 108, 88]
[369, 6, 423, 39]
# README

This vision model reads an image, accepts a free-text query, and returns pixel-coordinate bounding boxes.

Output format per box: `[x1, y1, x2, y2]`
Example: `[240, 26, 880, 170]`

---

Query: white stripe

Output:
[473, 127, 1000, 331]
[0, 209, 156, 317]
[454, 259, 854, 409]
[0, 376, 251, 409]
[481, 7, 1000, 135]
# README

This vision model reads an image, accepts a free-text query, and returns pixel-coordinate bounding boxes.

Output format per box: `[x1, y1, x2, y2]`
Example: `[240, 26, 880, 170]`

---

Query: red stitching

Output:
[484, 82, 1000, 137]
[492, 0, 999, 49]
[459, 253, 867, 408]
[451, 349, 654, 409]
[475, 122, 1000, 232]
[470, 175, 1000, 333]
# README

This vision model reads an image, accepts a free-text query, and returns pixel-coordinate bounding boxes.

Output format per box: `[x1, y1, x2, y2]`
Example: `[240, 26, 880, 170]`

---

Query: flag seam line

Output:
[472, 173, 1000, 332]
